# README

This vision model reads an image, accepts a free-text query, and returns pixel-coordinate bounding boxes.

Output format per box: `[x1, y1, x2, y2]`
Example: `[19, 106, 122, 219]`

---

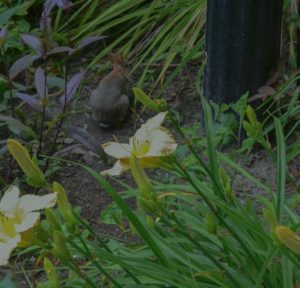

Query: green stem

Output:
[73, 213, 141, 284]
[167, 213, 242, 288]
[1, 46, 14, 116]
[173, 160, 260, 270]
[68, 237, 123, 288]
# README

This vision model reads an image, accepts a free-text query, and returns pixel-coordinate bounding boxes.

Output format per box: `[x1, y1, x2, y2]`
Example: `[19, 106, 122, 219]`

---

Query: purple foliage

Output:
[43, 0, 57, 16]
[16, 93, 53, 118]
[35, 67, 48, 99]
[71, 35, 106, 54]
[20, 34, 44, 56]
[48, 46, 73, 55]
[60, 70, 85, 106]
[9, 54, 41, 80]
[40, 14, 53, 50]
[0, 26, 7, 41]
[56, 0, 73, 10]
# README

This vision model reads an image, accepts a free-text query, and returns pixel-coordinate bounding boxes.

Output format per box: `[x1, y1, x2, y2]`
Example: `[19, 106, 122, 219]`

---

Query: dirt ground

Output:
[54, 61, 202, 236]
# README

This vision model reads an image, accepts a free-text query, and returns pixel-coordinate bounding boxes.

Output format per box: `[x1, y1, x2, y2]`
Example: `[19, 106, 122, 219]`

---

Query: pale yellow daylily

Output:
[101, 112, 177, 176]
[0, 186, 57, 265]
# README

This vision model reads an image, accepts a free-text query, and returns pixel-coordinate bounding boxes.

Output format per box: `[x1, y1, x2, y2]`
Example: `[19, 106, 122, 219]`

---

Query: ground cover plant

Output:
[0, 0, 300, 287]
[3, 101, 300, 287]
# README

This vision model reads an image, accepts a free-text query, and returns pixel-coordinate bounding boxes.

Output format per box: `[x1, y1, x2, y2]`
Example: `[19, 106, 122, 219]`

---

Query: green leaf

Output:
[81, 164, 170, 268]
[243, 121, 254, 135]
[0, 7, 18, 26]
[0, 115, 36, 138]
[0, 273, 18, 288]
[100, 202, 123, 225]
[274, 118, 286, 223]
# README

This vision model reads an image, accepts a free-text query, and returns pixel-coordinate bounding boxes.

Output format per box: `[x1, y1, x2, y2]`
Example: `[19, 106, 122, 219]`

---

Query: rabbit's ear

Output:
[107, 52, 115, 62]
[108, 53, 125, 65]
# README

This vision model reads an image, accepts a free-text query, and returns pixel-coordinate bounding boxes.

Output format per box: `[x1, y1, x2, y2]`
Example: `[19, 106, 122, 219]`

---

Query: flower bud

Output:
[275, 226, 300, 255]
[53, 182, 77, 232]
[52, 231, 71, 260]
[133, 87, 167, 112]
[44, 257, 60, 288]
[45, 208, 61, 231]
[7, 139, 46, 187]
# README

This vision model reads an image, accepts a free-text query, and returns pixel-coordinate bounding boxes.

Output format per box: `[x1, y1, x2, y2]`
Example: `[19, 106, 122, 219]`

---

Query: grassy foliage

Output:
[3, 98, 300, 287]
[56, 0, 207, 86]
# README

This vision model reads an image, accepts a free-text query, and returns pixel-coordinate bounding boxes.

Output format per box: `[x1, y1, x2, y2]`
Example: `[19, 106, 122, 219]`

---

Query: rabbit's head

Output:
[108, 53, 130, 78]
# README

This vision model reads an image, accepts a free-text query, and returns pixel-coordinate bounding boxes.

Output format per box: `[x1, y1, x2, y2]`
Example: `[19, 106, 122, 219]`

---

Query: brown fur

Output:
[90, 55, 131, 128]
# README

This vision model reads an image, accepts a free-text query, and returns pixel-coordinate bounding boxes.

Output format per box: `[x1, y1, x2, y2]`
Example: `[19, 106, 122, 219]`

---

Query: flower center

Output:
[133, 138, 150, 156]
[0, 214, 17, 239]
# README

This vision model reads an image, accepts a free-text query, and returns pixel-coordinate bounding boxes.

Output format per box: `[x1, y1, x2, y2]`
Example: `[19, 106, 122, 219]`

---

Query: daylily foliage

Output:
[101, 112, 177, 176]
[0, 186, 57, 265]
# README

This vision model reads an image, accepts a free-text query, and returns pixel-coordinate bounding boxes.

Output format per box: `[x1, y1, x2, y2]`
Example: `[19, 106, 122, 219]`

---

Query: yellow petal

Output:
[101, 159, 129, 176]
[14, 212, 39, 233]
[102, 142, 131, 159]
[0, 186, 20, 217]
[144, 128, 177, 157]
[18, 193, 57, 213]
[0, 235, 20, 266]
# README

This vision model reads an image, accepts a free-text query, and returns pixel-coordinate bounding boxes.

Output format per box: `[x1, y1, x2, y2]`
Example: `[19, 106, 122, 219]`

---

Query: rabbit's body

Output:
[90, 56, 130, 128]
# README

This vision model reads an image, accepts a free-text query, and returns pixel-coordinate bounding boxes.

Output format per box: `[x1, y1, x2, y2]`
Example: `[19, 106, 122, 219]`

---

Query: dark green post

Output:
[204, 1, 283, 103]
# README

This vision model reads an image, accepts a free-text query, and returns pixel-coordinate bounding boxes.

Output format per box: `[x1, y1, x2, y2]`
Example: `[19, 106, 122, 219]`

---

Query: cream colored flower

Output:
[0, 186, 57, 265]
[101, 112, 177, 176]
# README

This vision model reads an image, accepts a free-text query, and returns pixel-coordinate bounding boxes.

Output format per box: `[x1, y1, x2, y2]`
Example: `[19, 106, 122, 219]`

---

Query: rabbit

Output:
[90, 54, 131, 128]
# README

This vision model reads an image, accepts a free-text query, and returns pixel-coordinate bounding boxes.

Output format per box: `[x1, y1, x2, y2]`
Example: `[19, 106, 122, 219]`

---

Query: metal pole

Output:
[204, 0, 283, 104]
[297, 0, 300, 86]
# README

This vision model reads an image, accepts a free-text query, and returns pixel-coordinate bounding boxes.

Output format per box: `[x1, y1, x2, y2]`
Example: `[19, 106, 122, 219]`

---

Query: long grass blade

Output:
[274, 117, 286, 223]
[80, 164, 170, 268]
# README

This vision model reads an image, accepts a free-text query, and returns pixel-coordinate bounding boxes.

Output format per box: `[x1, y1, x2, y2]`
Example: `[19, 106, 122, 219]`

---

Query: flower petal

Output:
[102, 142, 131, 159]
[131, 112, 169, 157]
[132, 112, 167, 145]
[14, 212, 39, 233]
[0, 235, 20, 266]
[143, 112, 167, 130]
[0, 186, 20, 217]
[101, 160, 129, 176]
[144, 128, 177, 157]
[18, 193, 57, 214]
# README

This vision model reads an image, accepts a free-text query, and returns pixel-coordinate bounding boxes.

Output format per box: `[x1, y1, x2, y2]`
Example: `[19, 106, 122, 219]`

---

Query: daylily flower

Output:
[101, 112, 177, 176]
[0, 186, 57, 265]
